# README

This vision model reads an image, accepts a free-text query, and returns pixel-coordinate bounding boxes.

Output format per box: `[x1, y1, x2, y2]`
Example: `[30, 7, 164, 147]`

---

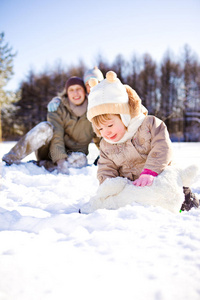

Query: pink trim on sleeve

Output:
[140, 168, 158, 177]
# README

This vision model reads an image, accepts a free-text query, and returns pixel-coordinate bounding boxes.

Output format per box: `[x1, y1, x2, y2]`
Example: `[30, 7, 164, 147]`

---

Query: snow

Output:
[0, 141, 200, 300]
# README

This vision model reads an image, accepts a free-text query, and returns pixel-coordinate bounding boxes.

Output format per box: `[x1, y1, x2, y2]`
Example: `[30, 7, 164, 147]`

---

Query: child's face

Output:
[97, 115, 126, 142]
[85, 81, 91, 94]
[67, 84, 86, 106]
[85, 79, 99, 94]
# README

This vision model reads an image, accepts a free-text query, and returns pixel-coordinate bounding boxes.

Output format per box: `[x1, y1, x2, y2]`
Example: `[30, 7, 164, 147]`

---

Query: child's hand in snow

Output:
[132, 174, 154, 187]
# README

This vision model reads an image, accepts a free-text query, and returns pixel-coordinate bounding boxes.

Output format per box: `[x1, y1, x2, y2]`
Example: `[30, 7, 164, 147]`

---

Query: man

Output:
[2, 77, 100, 173]
[47, 66, 104, 112]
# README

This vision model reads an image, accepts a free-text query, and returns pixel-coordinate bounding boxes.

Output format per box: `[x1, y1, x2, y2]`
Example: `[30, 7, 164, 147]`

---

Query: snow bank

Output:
[0, 142, 200, 300]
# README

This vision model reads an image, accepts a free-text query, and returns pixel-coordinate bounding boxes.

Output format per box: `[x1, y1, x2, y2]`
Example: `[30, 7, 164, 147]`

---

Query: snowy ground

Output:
[0, 141, 200, 300]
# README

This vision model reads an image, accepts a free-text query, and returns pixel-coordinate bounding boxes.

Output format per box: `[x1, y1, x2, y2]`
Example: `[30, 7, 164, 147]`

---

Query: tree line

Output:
[1, 32, 200, 142]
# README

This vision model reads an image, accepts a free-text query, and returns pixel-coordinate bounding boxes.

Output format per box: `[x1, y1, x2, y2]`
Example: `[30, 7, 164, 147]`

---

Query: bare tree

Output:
[159, 52, 182, 137]
[181, 44, 200, 141]
[126, 54, 141, 94]
[138, 54, 158, 114]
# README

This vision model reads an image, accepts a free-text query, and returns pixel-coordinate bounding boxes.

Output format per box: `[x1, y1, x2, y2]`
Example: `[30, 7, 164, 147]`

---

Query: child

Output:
[2, 77, 100, 173]
[86, 71, 199, 211]
[83, 66, 104, 94]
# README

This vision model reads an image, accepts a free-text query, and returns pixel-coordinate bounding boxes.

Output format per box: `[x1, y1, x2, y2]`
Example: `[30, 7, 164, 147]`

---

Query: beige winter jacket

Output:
[47, 96, 99, 163]
[97, 115, 173, 184]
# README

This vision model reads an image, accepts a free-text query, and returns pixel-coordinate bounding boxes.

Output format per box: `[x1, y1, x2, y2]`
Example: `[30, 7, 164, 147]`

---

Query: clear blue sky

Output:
[1, 0, 200, 91]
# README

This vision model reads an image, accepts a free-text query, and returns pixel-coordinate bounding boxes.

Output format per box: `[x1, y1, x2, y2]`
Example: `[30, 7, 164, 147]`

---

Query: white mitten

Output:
[67, 152, 88, 168]
[56, 159, 69, 174]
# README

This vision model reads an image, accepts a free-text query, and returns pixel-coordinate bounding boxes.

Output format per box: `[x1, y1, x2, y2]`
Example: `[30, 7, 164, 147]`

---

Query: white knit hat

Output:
[83, 66, 104, 84]
[87, 71, 131, 126]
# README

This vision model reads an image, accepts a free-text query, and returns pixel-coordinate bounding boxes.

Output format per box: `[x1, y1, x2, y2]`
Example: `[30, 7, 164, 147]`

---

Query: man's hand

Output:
[56, 158, 69, 174]
[47, 97, 61, 112]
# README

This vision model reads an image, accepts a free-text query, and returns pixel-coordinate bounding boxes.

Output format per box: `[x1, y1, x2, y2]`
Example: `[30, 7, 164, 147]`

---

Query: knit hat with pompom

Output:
[87, 71, 131, 126]
[83, 66, 104, 84]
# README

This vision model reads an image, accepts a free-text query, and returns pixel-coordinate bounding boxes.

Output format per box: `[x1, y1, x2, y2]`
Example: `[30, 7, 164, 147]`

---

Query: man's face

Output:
[67, 84, 86, 106]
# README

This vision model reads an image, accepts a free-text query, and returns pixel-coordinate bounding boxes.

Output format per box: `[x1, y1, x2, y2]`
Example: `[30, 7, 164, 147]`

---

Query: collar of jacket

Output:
[62, 96, 88, 117]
